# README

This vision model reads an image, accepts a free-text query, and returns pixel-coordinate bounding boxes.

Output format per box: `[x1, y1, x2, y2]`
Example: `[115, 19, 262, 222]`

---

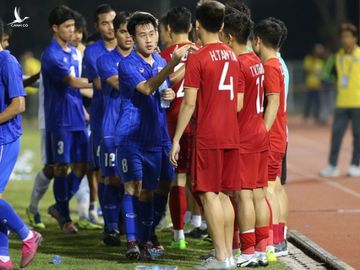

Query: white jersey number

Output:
[256, 75, 265, 114]
[219, 62, 234, 100]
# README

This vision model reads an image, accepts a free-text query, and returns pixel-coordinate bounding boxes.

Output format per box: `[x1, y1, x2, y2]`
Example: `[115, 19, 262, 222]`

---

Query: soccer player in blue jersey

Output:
[115, 12, 191, 260]
[96, 11, 133, 246]
[0, 18, 42, 269]
[41, 5, 92, 233]
[82, 4, 117, 228]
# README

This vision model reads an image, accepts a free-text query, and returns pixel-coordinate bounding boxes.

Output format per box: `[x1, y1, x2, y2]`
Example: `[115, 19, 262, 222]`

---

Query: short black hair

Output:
[48, 5, 75, 27]
[223, 7, 253, 44]
[268, 17, 287, 49]
[94, 4, 115, 24]
[73, 10, 88, 40]
[127, 12, 158, 36]
[167, 6, 192, 34]
[113, 11, 131, 32]
[254, 18, 283, 50]
[220, 0, 251, 18]
[340, 22, 358, 37]
[86, 32, 101, 44]
[159, 15, 168, 27]
[196, 1, 225, 33]
[0, 18, 3, 40]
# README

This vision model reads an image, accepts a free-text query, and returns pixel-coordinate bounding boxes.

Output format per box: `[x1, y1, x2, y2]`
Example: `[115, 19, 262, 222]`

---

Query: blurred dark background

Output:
[1, 0, 359, 60]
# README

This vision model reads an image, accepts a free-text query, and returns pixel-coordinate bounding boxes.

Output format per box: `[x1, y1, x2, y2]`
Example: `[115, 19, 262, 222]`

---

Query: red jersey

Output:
[184, 43, 240, 149]
[263, 57, 287, 153]
[237, 52, 268, 153]
[160, 43, 192, 128]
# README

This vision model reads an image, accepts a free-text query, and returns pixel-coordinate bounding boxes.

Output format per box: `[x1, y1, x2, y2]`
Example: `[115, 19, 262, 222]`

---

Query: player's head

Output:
[268, 17, 287, 50]
[159, 15, 171, 48]
[221, 6, 253, 47]
[167, 6, 192, 35]
[219, 0, 251, 18]
[1, 23, 11, 50]
[196, 1, 225, 39]
[94, 4, 116, 42]
[113, 11, 133, 51]
[252, 18, 282, 56]
[48, 5, 75, 43]
[339, 23, 358, 51]
[70, 11, 87, 48]
[127, 11, 158, 57]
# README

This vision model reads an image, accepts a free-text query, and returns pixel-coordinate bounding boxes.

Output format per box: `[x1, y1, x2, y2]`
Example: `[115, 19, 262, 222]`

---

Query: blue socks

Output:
[122, 194, 138, 241]
[0, 221, 8, 257]
[67, 172, 83, 199]
[103, 184, 121, 232]
[137, 200, 154, 245]
[53, 176, 70, 222]
[152, 192, 168, 232]
[0, 199, 30, 240]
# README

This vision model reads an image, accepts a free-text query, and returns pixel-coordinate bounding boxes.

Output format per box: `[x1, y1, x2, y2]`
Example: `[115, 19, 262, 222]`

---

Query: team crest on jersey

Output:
[139, 67, 144, 73]
[63, 57, 68, 63]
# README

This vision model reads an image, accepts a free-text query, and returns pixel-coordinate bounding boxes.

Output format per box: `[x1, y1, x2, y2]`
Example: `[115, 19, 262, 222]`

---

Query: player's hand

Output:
[171, 45, 191, 65]
[169, 141, 180, 167]
[161, 88, 176, 101]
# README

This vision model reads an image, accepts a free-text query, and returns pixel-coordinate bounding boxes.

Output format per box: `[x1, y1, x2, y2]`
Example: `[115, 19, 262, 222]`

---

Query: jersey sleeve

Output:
[264, 64, 281, 94]
[82, 47, 98, 80]
[2, 60, 26, 98]
[238, 64, 246, 93]
[97, 55, 117, 81]
[184, 53, 201, 89]
[118, 59, 146, 93]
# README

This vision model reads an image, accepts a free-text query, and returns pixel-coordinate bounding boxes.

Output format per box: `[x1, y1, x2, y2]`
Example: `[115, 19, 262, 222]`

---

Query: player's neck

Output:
[344, 44, 356, 54]
[231, 42, 248, 56]
[171, 33, 191, 45]
[136, 50, 154, 65]
[201, 32, 221, 45]
[117, 46, 132, 57]
[54, 35, 70, 51]
[103, 38, 117, 50]
[261, 48, 277, 62]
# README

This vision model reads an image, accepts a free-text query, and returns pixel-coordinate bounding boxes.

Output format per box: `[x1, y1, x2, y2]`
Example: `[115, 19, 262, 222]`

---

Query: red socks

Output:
[273, 224, 280, 245]
[169, 186, 187, 230]
[279, 222, 285, 243]
[240, 230, 256, 254]
[255, 226, 269, 252]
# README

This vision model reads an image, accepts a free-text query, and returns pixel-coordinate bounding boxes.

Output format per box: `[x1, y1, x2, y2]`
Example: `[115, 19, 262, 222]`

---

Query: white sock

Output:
[29, 170, 51, 213]
[174, 229, 185, 241]
[266, 245, 275, 252]
[76, 176, 90, 219]
[184, 211, 192, 224]
[23, 230, 34, 242]
[241, 253, 254, 260]
[0, 256, 10, 263]
[191, 215, 201, 227]
[200, 220, 207, 230]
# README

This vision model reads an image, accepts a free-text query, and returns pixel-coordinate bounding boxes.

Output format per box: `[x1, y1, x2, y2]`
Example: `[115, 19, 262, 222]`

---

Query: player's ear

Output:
[51, 24, 58, 34]
[195, 20, 200, 31]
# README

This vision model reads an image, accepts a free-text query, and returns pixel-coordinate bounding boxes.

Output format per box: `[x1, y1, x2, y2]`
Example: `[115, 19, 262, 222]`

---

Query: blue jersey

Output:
[115, 51, 169, 147]
[96, 48, 125, 137]
[0, 50, 26, 144]
[83, 39, 111, 132]
[41, 38, 86, 132]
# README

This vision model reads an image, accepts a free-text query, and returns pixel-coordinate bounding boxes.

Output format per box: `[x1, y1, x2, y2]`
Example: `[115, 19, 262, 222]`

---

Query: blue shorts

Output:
[51, 130, 89, 164]
[89, 130, 101, 170]
[116, 145, 161, 190]
[0, 139, 20, 193]
[99, 136, 119, 177]
[160, 145, 175, 181]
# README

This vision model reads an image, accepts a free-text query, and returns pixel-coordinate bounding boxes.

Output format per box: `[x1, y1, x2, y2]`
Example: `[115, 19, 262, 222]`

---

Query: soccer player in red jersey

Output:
[170, 1, 241, 268]
[221, 7, 270, 267]
[252, 18, 287, 261]
[160, 6, 196, 249]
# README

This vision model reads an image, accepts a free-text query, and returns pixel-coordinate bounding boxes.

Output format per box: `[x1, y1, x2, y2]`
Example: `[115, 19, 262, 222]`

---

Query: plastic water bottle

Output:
[52, 255, 62, 265]
[158, 81, 170, 109]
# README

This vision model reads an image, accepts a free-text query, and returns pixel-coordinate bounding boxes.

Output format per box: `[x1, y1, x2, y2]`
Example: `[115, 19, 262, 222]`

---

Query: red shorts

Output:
[167, 122, 191, 174]
[268, 151, 284, 181]
[239, 151, 268, 189]
[191, 148, 240, 193]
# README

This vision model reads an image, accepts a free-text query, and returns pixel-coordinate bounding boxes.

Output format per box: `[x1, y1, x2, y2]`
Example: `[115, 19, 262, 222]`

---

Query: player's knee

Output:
[43, 164, 54, 179]
[140, 189, 153, 202]
[105, 176, 121, 187]
[176, 173, 187, 186]
[71, 163, 87, 178]
[124, 181, 141, 196]
[54, 164, 69, 177]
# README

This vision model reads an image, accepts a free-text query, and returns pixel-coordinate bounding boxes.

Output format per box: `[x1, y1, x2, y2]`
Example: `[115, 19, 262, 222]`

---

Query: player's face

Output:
[134, 23, 158, 57]
[116, 22, 133, 51]
[96, 11, 116, 42]
[69, 29, 83, 48]
[341, 31, 357, 51]
[1, 33, 10, 49]
[159, 23, 171, 47]
[54, 19, 75, 43]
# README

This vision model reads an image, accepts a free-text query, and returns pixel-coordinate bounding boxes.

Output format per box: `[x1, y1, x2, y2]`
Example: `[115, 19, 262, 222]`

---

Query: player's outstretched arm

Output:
[136, 45, 191, 95]
[170, 87, 197, 166]
[23, 72, 40, 88]
[106, 75, 119, 90]
[63, 75, 92, 89]
[264, 93, 279, 131]
[0, 96, 25, 124]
